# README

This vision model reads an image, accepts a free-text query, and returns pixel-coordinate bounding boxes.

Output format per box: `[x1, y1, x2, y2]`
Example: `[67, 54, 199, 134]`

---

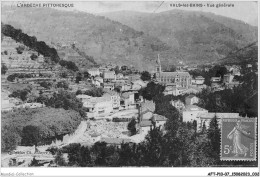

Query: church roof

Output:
[159, 72, 190, 77]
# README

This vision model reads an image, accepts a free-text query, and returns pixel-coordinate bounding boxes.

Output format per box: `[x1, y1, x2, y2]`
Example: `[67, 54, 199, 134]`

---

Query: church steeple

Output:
[155, 54, 161, 73]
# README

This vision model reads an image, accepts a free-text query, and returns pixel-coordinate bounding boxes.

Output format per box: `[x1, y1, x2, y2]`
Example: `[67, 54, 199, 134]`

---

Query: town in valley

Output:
[1, 1, 258, 168]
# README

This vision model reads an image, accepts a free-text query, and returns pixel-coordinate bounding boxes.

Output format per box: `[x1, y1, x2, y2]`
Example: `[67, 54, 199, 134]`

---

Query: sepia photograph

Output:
[0, 0, 259, 176]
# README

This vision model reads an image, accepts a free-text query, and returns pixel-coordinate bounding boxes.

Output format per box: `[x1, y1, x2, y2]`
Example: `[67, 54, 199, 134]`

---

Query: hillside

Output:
[2, 7, 174, 71]
[101, 10, 258, 65]
[218, 41, 258, 65]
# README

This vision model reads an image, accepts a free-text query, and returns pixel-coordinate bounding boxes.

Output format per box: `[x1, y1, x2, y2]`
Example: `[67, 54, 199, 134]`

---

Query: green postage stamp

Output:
[221, 118, 257, 161]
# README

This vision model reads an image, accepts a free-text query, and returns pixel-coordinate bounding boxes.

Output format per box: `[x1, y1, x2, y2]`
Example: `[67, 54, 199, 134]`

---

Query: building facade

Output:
[155, 54, 191, 88]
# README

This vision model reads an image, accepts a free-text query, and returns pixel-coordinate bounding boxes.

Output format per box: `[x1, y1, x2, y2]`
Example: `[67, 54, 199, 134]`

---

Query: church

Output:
[155, 54, 191, 88]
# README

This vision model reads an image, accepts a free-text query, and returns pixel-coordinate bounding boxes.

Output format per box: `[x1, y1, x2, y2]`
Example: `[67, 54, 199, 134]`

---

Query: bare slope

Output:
[101, 10, 258, 65]
[2, 7, 173, 71]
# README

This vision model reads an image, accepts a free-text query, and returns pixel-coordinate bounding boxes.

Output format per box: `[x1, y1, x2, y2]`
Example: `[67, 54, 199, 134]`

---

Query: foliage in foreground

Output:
[1, 107, 82, 152]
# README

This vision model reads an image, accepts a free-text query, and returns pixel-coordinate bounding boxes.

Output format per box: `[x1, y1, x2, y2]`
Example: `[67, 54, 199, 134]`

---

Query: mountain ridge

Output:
[1, 7, 257, 70]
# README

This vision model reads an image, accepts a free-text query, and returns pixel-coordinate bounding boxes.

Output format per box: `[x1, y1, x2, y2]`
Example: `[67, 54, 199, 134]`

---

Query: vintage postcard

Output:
[1, 0, 259, 176]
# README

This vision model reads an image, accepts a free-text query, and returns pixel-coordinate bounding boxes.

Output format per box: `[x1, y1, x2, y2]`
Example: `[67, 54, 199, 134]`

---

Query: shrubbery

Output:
[1, 107, 82, 152]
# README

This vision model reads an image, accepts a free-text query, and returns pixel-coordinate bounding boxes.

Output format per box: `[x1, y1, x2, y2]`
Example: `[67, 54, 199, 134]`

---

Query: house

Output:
[18, 103, 45, 109]
[121, 82, 132, 91]
[116, 73, 124, 80]
[185, 95, 199, 105]
[83, 96, 113, 118]
[103, 90, 120, 109]
[131, 79, 147, 90]
[128, 74, 140, 82]
[139, 120, 154, 133]
[121, 91, 136, 109]
[183, 86, 202, 95]
[182, 105, 208, 122]
[103, 71, 116, 81]
[193, 76, 205, 85]
[76, 94, 92, 102]
[223, 74, 234, 84]
[1, 100, 15, 112]
[88, 68, 100, 76]
[103, 83, 115, 90]
[163, 86, 187, 96]
[224, 81, 241, 89]
[171, 99, 185, 111]
[211, 82, 222, 90]
[196, 112, 241, 131]
[210, 77, 221, 83]
[152, 114, 167, 127]
[140, 100, 156, 120]
[92, 76, 103, 87]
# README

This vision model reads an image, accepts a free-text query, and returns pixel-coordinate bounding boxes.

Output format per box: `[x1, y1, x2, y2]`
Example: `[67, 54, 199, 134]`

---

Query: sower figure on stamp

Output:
[227, 119, 251, 157]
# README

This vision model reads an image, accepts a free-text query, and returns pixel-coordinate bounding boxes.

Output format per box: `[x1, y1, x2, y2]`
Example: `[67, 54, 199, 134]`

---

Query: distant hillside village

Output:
[1, 32, 258, 167]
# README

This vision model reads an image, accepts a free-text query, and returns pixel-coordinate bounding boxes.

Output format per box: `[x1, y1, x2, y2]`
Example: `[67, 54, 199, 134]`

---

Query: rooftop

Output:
[121, 91, 136, 99]
[140, 120, 153, 127]
[141, 100, 156, 113]
[198, 112, 240, 119]
[76, 94, 93, 99]
[186, 95, 197, 99]
[153, 114, 167, 121]
[100, 137, 132, 144]
[160, 71, 190, 77]
[184, 105, 207, 112]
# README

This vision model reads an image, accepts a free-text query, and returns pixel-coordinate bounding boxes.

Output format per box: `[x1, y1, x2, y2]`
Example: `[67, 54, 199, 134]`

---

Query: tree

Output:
[29, 157, 40, 167]
[7, 74, 16, 82]
[76, 90, 82, 95]
[140, 71, 151, 81]
[9, 89, 30, 101]
[39, 81, 51, 89]
[1, 64, 8, 75]
[54, 150, 67, 166]
[56, 81, 69, 90]
[192, 120, 197, 132]
[140, 82, 165, 101]
[21, 125, 41, 146]
[84, 88, 103, 97]
[83, 71, 90, 79]
[30, 53, 38, 60]
[143, 126, 166, 166]
[75, 73, 82, 83]
[207, 116, 221, 163]
[60, 72, 68, 78]
[16, 45, 25, 54]
[1, 125, 21, 152]
[127, 118, 137, 136]
[202, 121, 206, 133]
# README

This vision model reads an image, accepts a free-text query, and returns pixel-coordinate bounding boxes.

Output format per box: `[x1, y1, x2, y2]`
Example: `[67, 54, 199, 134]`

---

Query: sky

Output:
[1, 1, 258, 26]
[71, 1, 258, 26]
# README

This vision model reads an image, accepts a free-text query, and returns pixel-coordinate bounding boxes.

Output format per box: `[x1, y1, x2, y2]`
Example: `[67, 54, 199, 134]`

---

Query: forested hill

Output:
[2, 7, 174, 71]
[218, 41, 258, 65]
[101, 10, 258, 65]
[2, 23, 60, 63]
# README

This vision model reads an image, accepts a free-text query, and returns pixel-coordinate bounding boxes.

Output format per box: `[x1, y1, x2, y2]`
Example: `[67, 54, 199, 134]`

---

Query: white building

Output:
[88, 68, 100, 77]
[83, 96, 113, 118]
[103, 90, 120, 109]
[76, 94, 93, 102]
[121, 92, 136, 109]
[182, 105, 208, 122]
[192, 76, 205, 85]
[171, 99, 185, 111]
[185, 95, 199, 105]
[103, 71, 116, 81]
[196, 112, 241, 131]
[104, 83, 115, 90]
